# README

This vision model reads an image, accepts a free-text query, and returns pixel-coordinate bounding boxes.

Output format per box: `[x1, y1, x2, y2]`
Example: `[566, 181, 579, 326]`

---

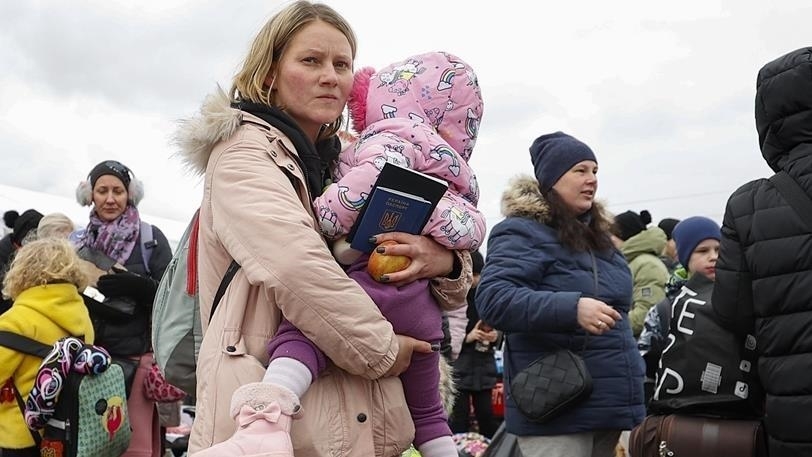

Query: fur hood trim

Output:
[500, 175, 551, 223]
[439, 356, 456, 416]
[172, 86, 243, 176]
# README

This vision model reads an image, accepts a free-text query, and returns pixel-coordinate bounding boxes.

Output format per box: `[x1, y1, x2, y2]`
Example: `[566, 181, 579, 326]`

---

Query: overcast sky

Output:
[1, 0, 809, 246]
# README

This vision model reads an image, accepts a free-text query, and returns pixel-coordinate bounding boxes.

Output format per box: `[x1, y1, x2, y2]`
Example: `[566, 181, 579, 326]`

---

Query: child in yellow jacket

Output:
[0, 238, 94, 455]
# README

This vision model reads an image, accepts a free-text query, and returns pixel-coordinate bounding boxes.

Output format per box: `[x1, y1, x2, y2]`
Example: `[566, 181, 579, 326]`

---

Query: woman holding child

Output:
[175, 2, 472, 456]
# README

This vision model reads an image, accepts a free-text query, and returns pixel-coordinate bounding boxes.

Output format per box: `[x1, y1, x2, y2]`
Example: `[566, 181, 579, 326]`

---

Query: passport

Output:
[347, 163, 448, 253]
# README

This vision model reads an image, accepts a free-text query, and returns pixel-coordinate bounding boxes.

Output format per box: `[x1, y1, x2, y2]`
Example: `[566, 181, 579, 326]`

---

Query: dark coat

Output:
[475, 176, 645, 436]
[712, 47, 812, 457]
[452, 287, 498, 392]
[0, 234, 14, 315]
[89, 223, 172, 356]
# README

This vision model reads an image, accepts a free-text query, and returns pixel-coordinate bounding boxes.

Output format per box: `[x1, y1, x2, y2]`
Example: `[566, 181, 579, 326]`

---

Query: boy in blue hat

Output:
[637, 216, 721, 406]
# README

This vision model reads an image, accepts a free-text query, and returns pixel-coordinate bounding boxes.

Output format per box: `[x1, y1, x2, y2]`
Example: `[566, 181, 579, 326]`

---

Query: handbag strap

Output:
[769, 171, 812, 230]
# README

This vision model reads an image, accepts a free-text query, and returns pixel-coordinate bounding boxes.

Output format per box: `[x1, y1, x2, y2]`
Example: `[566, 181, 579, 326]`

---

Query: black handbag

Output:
[77, 246, 138, 320]
[509, 346, 592, 423]
[111, 355, 139, 398]
[508, 262, 597, 423]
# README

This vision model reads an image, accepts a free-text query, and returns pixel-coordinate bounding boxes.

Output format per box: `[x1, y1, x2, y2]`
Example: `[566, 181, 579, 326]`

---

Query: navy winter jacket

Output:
[475, 176, 645, 436]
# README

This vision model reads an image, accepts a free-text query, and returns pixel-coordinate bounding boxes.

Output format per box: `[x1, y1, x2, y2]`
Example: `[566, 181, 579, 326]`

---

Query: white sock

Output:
[418, 436, 457, 457]
[262, 357, 313, 399]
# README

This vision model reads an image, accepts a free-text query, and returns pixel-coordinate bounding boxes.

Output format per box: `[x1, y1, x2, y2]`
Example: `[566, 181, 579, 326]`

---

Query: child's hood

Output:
[361, 51, 484, 161]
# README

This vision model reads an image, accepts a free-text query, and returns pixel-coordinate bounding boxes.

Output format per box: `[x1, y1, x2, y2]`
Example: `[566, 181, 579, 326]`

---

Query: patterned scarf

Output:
[82, 205, 141, 265]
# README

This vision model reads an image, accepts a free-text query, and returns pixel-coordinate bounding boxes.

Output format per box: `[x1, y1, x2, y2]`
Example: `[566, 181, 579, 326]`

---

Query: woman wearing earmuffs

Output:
[76, 160, 172, 457]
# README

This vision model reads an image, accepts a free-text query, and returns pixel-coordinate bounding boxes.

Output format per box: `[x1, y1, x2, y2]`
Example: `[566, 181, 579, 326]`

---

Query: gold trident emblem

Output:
[379, 210, 401, 231]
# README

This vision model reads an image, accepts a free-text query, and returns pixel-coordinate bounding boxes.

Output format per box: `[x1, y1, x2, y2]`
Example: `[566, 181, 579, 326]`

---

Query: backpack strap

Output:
[769, 171, 812, 230]
[0, 331, 52, 357]
[0, 331, 53, 448]
[140, 221, 155, 276]
[209, 260, 241, 323]
[13, 385, 41, 448]
[187, 210, 200, 295]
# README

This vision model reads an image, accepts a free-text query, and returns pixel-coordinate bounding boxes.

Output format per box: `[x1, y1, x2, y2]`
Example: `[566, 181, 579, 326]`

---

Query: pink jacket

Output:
[174, 88, 472, 457]
[315, 51, 486, 251]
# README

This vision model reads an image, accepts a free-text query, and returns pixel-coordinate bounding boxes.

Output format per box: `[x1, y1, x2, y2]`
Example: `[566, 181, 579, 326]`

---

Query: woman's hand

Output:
[369, 233, 454, 285]
[385, 335, 434, 377]
[577, 297, 622, 335]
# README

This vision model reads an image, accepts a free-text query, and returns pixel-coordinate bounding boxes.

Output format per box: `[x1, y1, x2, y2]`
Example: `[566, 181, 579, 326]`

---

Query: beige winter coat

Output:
[176, 89, 471, 457]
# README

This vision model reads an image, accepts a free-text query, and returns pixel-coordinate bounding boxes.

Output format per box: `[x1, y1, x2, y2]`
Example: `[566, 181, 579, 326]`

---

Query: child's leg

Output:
[401, 350, 456, 456]
[472, 389, 497, 438]
[449, 388, 472, 434]
[265, 318, 328, 397]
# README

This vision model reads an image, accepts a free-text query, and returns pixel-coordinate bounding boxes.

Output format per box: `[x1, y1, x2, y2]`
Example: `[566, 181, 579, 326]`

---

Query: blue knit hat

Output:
[672, 216, 721, 270]
[529, 132, 597, 193]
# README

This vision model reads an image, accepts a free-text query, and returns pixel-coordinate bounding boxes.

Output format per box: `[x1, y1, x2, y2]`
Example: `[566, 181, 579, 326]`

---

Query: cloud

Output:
[0, 0, 809, 247]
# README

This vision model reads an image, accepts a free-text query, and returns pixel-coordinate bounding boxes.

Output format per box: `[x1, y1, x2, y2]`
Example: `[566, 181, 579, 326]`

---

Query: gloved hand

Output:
[97, 271, 158, 305]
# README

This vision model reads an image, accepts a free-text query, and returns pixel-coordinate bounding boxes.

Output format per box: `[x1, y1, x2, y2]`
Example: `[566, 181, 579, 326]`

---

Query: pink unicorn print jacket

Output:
[315, 51, 486, 251]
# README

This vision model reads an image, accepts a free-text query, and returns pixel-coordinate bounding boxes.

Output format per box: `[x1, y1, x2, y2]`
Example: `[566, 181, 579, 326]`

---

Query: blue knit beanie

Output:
[672, 216, 721, 270]
[529, 132, 597, 193]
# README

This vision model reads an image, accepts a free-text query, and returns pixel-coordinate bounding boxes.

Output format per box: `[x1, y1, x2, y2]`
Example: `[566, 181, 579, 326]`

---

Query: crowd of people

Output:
[0, 2, 809, 457]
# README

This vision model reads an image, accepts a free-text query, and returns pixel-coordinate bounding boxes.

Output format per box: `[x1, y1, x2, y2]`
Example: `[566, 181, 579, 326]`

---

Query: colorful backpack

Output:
[151, 210, 240, 395]
[0, 332, 131, 457]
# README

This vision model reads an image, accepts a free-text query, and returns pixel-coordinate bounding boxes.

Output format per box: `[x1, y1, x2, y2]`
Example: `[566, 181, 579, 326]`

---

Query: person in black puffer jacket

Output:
[712, 46, 812, 457]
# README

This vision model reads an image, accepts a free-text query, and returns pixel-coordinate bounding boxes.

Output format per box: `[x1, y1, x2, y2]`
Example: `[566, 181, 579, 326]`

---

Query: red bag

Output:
[629, 414, 767, 457]
[144, 361, 186, 403]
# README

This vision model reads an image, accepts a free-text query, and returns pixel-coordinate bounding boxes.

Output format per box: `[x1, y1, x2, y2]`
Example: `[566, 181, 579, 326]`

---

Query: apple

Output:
[367, 240, 412, 281]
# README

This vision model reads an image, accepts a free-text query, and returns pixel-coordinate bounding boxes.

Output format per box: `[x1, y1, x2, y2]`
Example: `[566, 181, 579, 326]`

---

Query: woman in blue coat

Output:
[475, 132, 644, 457]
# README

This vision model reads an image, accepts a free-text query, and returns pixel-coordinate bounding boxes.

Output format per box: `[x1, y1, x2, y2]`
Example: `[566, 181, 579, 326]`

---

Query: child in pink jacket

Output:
[268, 51, 486, 457]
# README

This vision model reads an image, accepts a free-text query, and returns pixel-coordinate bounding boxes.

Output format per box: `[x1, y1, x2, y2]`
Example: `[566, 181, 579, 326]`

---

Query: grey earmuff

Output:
[75, 162, 144, 207]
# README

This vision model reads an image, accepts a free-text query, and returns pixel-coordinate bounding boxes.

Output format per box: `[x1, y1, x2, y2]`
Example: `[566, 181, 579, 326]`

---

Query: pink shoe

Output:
[190, 382, 301, 457]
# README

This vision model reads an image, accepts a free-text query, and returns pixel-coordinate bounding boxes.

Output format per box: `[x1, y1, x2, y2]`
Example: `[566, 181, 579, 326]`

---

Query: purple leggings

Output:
[268, 256, 449, 446]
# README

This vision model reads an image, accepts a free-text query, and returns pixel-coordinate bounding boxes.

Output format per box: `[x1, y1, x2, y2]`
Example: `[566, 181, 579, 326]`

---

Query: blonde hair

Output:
[38, 212, 76, 239]
[230, 1, 357, 141]
[2, 238, 88, 300]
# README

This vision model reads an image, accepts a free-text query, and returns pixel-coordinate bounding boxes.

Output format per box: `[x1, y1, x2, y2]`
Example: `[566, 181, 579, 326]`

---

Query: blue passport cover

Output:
[349, 186, 432, 253]
[346, 162, 448, 245]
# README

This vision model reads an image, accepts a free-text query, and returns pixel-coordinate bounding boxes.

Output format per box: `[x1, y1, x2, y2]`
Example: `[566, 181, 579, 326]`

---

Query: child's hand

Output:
[384, 335, 433, 377]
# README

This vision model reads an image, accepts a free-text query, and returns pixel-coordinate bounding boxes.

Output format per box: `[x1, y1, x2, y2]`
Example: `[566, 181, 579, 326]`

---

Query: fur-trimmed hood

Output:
[173, 86, 243, 176]
[500, 175, 551, 223]
[354, 51, 484, 161]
